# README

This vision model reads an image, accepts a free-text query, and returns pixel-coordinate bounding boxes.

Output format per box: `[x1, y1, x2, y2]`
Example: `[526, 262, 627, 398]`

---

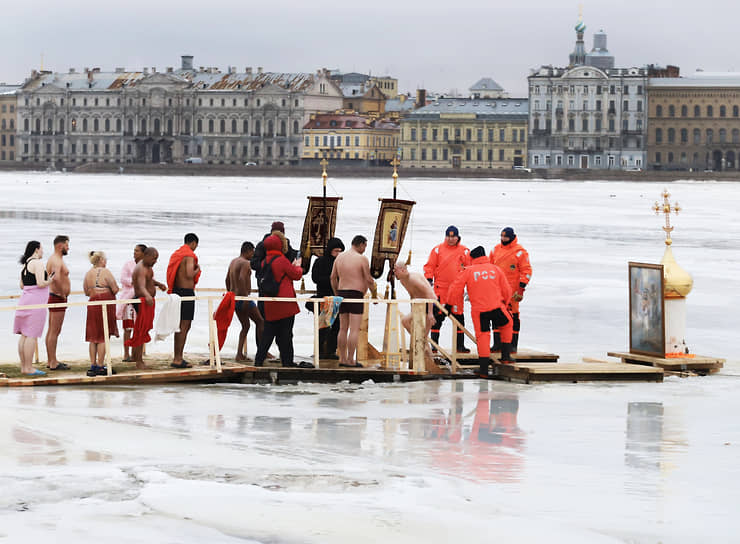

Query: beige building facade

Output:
[648, 76, 740, 171]
[303, 112, 399, 164]
[400, 98, 528, 169]
[0, 86, 18, 162]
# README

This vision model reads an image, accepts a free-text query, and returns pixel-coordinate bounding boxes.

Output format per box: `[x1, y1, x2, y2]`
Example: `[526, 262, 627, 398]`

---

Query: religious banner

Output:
[370, 198, 415, 278]
[299, 196, 341, 274]
[628, 262, 665, 357]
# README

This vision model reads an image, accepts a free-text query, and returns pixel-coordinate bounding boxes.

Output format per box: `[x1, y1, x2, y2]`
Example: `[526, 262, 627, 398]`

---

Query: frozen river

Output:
[0, 172, 738, 542]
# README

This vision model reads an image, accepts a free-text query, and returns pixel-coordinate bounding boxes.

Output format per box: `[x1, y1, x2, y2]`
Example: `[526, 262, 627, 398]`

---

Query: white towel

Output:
[154, 293, 181, 341]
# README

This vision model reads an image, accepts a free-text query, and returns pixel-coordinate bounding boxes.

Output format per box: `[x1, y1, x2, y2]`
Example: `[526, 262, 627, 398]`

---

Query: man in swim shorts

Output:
[167, 233, 201, 368]
[226, 241, 264, 361]
[46, 235, 71, 370]
[330, 235, 377, 368]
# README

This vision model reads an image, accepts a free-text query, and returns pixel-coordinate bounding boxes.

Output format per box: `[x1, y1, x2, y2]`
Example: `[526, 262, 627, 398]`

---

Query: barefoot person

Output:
[394, 261, 436, 359]
[226, 241, 264, 361]
[14, 241, 55, 377]
[129, 247, 162, 369]
[45, 235, 70, 370]
[118, 244, 146, 361]
[83, 251, 119, 377]
[330, 235, 377, 368]
[166, 233, 201, 369]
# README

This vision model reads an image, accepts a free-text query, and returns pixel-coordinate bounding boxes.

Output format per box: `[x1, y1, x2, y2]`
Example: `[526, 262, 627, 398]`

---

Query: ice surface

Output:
[0, 172, 738, 542]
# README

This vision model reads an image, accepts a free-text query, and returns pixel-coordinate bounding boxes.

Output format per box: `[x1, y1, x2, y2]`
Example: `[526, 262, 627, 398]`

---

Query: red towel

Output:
[125, 298, 155, 347]
[214, 292, 236, 350]
[166, 245, 202, 294]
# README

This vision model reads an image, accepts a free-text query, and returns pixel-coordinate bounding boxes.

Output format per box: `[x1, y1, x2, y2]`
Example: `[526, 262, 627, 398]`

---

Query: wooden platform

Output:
[490, 361, 664, 383]
[607, 351, 725, 374]
[455, 348, 559, 364]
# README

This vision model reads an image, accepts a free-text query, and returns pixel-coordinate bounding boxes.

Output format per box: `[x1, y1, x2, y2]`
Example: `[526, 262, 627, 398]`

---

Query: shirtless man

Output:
[394, 261, 437, 359]
[170, 233, 201, 368]
[45, 235, 70, 370]
[225, 241, 265, 361]
[330, 235, 376, 368]
[131, 247, 162, 369]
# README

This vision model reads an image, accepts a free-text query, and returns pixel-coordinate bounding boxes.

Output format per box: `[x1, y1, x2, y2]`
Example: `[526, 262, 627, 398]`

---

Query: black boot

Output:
[511, 333, 519, 354]
[478, 357, 490, 378]
[456, 332, 470, 354]
[491, 331, 502, 353]
[431, 331, 440, 353]
[500, 343, 516, 365]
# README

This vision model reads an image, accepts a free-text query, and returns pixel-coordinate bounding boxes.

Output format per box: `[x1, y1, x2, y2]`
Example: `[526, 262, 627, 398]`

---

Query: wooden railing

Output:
[1, 290, 479, 376]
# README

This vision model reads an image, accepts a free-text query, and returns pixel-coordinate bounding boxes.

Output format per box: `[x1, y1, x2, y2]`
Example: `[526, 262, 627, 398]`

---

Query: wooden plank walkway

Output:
[607, 351, 725, 374]
[454, 348, 559, 364]
[491, 361, 663, 383]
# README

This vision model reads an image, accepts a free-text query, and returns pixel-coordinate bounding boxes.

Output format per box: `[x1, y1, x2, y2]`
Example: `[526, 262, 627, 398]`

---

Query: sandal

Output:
[170, 361, 192, 369]
[49, 363, 71, 371]
[298, 361, 315, 369]
[339, 362, 364, 368]
[24, 369, 46, 377]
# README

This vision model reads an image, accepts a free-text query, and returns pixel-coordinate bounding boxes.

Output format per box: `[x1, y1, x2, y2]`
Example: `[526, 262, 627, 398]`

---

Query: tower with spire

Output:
[569, 8, 587, 67]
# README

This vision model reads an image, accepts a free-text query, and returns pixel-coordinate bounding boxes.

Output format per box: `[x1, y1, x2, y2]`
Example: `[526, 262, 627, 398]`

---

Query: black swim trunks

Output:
[337, 289, 365, 315]
[173, 287, 195, 321]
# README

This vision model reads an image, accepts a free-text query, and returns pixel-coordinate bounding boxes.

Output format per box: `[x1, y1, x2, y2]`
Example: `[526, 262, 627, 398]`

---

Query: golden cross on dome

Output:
[653, 188, 681, 246]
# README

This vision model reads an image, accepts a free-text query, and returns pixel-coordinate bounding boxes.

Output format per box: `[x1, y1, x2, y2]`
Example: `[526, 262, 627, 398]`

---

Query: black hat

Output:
[501, 227, 515, 240]
[327, 237, 345, 252]
[470, 246, 486, 259]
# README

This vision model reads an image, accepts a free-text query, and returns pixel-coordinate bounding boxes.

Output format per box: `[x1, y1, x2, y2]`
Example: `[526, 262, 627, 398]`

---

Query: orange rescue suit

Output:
[424, 242, 471, 310]
[447, 256, 513, 357]
[489, 236, 531, 314]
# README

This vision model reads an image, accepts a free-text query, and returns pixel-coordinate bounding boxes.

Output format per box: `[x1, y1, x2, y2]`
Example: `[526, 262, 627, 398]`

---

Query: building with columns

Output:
[15, 57, 344, 166]
[647, 74, 740, 171]
[527, 19, 648, 170]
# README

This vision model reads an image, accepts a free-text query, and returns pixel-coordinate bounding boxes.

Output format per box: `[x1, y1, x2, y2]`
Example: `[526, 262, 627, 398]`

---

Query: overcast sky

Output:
[3, 0, 739, 97]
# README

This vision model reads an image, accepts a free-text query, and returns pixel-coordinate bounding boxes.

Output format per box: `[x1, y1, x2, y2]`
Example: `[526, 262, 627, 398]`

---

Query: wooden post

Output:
[34, 339, 39, 364]
[313, 299, 321, 369]
[410, 300, 427, 372]
[207, 298, 216, 369]
[102, 300, 112, 376]
[450, 319, 458, 372]
[357, 294, 370, 364]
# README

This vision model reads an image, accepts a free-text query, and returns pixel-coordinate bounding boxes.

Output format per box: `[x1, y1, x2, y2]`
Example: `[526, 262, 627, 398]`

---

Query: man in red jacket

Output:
[254, 235, 311, 368]
[447, 246, 514, 378]
[424, 226, 471, 353]
[489, 227, 532, 353]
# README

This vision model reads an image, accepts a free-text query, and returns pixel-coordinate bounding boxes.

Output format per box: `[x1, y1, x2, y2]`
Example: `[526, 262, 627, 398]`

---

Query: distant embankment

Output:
[2, 162, 739, 181]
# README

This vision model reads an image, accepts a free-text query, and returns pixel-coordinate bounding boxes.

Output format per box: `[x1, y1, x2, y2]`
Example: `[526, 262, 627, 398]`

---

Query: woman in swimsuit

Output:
[14, 241, 55, 376]
[83, 251, 119, 376]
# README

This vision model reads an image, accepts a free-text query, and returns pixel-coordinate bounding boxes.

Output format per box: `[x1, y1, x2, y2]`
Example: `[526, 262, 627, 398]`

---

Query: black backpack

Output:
[257, 255, 284, 297]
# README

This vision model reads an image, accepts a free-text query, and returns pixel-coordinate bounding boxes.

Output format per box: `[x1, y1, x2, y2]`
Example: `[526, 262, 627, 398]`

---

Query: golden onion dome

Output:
[661, 245, 693, 298]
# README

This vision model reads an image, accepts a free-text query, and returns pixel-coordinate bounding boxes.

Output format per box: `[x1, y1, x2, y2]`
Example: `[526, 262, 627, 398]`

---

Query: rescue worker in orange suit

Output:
[447, 246, 514, 378]
[489, 227, 532, 354]
[423, 225, 471, 353]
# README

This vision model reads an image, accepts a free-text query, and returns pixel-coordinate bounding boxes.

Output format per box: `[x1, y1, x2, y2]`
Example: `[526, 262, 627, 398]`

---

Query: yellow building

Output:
[0, 86, 18, 162]
[368, 75, 398, 99]
[342, 84, 386, 117]
[400, 97, 528, 169]
[302, 111, 399, 164]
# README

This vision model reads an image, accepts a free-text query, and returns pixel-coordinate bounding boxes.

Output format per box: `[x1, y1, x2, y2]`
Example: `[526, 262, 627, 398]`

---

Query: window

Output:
[623, 85, 629, 94]
[476, 149, 482, 161]
[624, 100, 629, 111]
[93, 119, 99, 132]
[499, 129, 505, 141]
[499, 149, 504, 161]
[694, 105, 701, 117]
[197, 119, 203, 132]
[595, 119, 602, 131]
[706, 129, 713, 144]
[656, 105, 663, 117]
[680, 128, 688, 143]
[623, 120, 629, 131]
[568, 119, 575, 131]
[443, 128, 449, 141]
[719, 128, 727, 143]
[208, 119, 214, 133]
[410, 128, 416, 141]
[734, 105, 739, 117]
[707, 105, 713, 117]
[477, 129, 483, 142]
[681, 105, 687, 117]
[421, 128, 427, 141]
[220, 119, 225, 133]
[243, 120, 248, 133]
[667, 128, 675, 143]
[655, 152, 662, 163]
[720, 105, 727, 117]
[668, 105, 675, 117]
[668, 152, 674, 163]
[655, 128, 663, 143]
[232, 119, 237, 133]
[104, 119, 110, 132]
[443, 149, 448, 160]
[733, 129, 740, 144]
[421, 149, 427, 160]
[582, 119, 588, 132]
[693, 129, 700, 144]
[466, 129, 472, 141]
[609, 119, 615, 132]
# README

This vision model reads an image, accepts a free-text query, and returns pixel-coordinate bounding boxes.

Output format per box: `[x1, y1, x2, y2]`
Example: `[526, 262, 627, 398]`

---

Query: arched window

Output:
[733, 129, 740, 143]
[208, 119, 214, 133]
[668, 152, 674, 163]
[141, 119, 147, 134]
[93, 119, 99, 132]
[47, 118, 53, 132]
[655, 128, 663, 143]
[280, 120, 286, 136]
[104, 119, 110, 132]
[267, 120, 274, 135]
[243, 120, 248, 133]
[720, 105, 727, 117]
[693, 128, 701, 144]
[153, 118, 160, 134]
[681, 105, 688, 117]
[694, 105, 700, 117]
[255, 120, 261, 135]
[59, 119, 65, 133]
[680, 128, 688, 143]
[197, 119, 203, 133]
[24, 118, 29, 132]
[184, 119, 190, 134]
[167, 119, 172, 134]
[116, 119, 121, 132]
[734, 105, 739, 117]
[667, 128, 675, 143]
[127, 119, 133, 134]
[706, 129, 713, 144]
[219, 119, 225, 133]
[35, 118, 41, 132]
[719, 128, 727, 143]
[656, 105, 663, 117]
[231, 119, 237, 133]
[669, 105, 675, 117]
[82, 118, 88, 132]
[707, 105, 713, 117]
[293, 120, 299, 134]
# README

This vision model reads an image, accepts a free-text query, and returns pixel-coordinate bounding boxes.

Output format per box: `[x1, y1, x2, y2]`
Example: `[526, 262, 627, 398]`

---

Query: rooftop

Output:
[407, 97, 529, 118]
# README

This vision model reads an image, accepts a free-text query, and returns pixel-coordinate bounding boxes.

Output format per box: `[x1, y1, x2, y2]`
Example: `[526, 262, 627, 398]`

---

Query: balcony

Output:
[607, 108, 617, 115]
[532, 129, 549, 135]
[555, 107, 564, 115]
[446, 138, 465, 145]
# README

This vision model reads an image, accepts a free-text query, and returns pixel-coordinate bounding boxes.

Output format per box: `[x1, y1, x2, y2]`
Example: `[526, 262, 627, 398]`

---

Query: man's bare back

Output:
[395, 262, 436, 332]
[133, 248, 159, 306]
[226, 257, 251, 296]
[331, 247, 374, 293]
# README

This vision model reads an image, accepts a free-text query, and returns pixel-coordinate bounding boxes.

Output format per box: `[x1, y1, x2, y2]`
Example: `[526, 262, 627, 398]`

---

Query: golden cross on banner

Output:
[320, 158, 329, 187]
[653, 188, 682, 246]
[390, 157, 400, 193]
